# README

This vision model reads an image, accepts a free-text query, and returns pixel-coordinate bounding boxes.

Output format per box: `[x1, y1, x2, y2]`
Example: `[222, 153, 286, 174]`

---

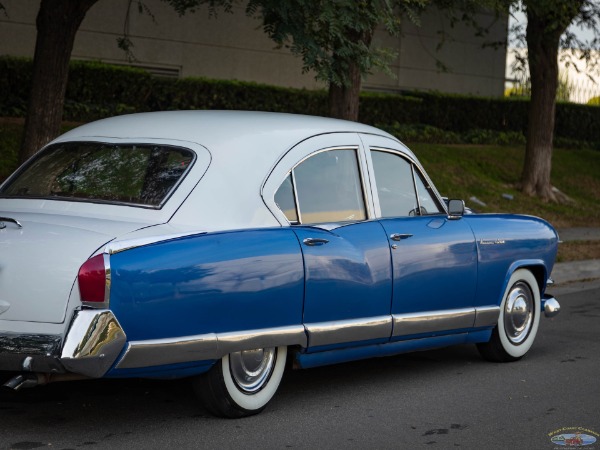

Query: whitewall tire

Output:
[477, 269, 541, 362]
[193, 346, 287, 418]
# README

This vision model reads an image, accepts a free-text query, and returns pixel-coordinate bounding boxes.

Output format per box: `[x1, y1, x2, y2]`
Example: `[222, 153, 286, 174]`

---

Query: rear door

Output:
[264, 134, 393, 351]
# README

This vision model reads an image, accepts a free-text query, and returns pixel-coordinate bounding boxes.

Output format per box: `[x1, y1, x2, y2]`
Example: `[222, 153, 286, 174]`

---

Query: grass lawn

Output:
[2, 118, 600, 261]
[411, 142, 600, 229]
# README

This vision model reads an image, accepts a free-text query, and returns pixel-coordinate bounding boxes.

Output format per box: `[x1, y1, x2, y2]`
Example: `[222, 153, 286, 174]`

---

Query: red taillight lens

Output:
[78, 254, 107, 303]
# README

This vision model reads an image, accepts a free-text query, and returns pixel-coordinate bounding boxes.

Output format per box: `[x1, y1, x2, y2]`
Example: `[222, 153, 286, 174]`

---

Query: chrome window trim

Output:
[292, 146, 368, 225]
[305, 315, 392, 347]
[290, 169, 302, 224]
[269, 145, 370, 226]
[115, 325, 307, 369]
[392, 308, 475, 336]
[410, 163, 422, 214]
[368, 146, 447, 217]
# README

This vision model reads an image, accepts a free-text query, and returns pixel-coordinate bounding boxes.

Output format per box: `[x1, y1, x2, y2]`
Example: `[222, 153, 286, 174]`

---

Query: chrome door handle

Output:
[390, 233, 413, 241]
[303, 238, 329, 246]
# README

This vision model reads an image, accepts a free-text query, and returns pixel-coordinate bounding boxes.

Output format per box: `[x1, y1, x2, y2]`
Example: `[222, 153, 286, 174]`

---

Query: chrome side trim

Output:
[104, 231, 207, 255]
[392, 308, 474, 336]
[60, 310, 127, 378]
[473, 306, 501, 328]
[305, 316, 392, 347]
[117, 333, 218, 369]
[116, 325, 307, 369]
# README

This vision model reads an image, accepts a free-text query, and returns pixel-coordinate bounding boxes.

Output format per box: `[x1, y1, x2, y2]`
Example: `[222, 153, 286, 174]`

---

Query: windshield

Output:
[0, 142, 195, 208]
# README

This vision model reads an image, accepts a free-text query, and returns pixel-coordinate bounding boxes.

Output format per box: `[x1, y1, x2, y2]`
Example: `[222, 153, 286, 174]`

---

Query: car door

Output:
[361, 135, 478, 341]
[264, 134, 393, 351]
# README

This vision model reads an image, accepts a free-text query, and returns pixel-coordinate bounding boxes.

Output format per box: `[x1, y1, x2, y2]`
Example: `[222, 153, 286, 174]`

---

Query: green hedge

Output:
[1, 56, 600, 144]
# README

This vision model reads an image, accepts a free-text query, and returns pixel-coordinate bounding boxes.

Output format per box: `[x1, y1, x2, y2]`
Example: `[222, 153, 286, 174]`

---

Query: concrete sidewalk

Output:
[552, 228, 600, 285]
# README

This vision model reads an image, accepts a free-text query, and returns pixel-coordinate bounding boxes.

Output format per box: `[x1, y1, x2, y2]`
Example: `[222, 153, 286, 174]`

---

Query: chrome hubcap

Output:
[229, 347, 277, 393]
[504, 281, 534, 345]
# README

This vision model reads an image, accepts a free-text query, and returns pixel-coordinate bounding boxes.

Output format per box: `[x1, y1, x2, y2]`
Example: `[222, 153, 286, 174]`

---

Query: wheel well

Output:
[520, 265, 546, 294]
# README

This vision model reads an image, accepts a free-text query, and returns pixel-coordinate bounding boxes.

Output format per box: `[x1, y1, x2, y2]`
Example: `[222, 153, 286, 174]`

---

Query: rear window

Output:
[0, 142, 195, 208]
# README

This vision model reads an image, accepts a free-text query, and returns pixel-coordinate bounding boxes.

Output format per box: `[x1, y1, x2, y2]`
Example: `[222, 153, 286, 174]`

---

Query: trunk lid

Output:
[0, 211, 152, 323]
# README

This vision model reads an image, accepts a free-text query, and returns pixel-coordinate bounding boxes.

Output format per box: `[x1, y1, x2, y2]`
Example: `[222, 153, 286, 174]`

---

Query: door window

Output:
[274, 148, 366, 224]
[371, 150, 442, 217]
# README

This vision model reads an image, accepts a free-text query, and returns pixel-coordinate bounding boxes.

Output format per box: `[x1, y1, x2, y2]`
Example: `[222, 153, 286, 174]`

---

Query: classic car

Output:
[0, 111, 560, 418]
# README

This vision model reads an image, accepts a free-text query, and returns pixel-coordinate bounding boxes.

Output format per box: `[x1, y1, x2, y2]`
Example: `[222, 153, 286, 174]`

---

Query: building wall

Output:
[0, 1, 507, 97]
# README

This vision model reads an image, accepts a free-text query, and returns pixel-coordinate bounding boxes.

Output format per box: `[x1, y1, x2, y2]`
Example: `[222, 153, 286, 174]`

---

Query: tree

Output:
[515, 0, 600, 201]
[19, 0, 100, 163]
[448, 0, 600, 202]
[164, 0, 427, 121]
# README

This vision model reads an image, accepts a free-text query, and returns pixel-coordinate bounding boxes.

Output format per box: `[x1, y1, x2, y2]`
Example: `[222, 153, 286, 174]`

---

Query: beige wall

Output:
[0, 1, 507, 96]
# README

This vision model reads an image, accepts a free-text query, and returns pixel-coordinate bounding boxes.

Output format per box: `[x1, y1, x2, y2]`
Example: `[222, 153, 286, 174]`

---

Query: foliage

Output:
[505, 70, 575, 102]
[162, 0, 427, 88]
[509, 1, 600, 76]
[587, 96, 600, 105]
[2, 57, 600, 146]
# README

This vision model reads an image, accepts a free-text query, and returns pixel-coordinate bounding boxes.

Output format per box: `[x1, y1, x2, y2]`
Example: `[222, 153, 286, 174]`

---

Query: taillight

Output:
[78, 253, 109, 305]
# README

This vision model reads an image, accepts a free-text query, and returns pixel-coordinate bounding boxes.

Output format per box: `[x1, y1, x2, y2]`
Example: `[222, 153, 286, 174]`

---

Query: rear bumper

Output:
[0, 309, 126, 378]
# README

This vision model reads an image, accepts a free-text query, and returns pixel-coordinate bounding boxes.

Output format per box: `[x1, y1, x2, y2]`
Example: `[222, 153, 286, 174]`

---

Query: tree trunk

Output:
[328, 61, 362, 121]
[19, 0, 99, 163]
[327, 29, 373, 122]
[521, 2, 579, 202]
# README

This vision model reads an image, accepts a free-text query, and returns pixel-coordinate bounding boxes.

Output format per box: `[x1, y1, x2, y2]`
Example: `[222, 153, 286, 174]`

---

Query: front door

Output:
[363, 137, 478, 341]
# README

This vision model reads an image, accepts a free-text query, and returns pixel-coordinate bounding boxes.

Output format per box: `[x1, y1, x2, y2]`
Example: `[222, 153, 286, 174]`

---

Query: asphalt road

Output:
[1, 283, 599, 450]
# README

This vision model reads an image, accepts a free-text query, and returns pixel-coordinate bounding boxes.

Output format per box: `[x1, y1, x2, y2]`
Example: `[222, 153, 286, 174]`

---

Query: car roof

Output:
[53, 110, 398, 153]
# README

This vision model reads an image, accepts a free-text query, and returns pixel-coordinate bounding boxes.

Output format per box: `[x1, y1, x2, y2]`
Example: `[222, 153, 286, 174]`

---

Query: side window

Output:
[274, 148, 366, 224]
[414, 171, 442, 215]
[371, 150, 443, 217]
[274, 173, 298, 223]
[371, 150, 418, 217]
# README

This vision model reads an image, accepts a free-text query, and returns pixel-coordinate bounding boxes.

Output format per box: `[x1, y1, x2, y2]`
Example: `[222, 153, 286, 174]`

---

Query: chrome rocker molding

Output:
[116, 325, 307, 369]
[39, 301, 553, 376]
[305, 316, 392, 347]
[392, 306, 500, 337]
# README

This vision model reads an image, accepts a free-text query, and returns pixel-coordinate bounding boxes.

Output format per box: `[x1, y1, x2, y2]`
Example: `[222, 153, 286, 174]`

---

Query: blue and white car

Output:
[0, 111, 560, 417]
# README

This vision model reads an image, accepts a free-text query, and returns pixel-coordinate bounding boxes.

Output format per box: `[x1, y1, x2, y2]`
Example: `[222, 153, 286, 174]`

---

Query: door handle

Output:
[390, 233, 413, 241]
[303, 238, 329, 246]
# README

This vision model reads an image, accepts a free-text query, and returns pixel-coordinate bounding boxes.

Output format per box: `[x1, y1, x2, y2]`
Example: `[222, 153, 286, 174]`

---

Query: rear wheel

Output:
[477, 269, 540, 362]
[193, 346, 286, 418]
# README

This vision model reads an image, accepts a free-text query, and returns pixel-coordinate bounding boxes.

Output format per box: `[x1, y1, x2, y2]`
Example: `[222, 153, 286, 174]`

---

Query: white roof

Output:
[41, 111, 410, 233]
[55, 110, 396, 155]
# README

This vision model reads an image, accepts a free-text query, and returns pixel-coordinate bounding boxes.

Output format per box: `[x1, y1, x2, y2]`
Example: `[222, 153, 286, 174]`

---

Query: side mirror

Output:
[448, 199, 464, 220]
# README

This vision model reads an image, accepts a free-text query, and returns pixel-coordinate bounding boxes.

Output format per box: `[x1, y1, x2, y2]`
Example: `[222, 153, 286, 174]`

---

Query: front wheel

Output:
[477, 269, 541, 362]
[193, 346, 287, 418]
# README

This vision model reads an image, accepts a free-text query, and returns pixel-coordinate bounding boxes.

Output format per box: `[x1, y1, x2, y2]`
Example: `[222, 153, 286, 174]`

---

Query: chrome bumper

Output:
[0, 309, 126, 378]
[543, 295, 560, 318]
